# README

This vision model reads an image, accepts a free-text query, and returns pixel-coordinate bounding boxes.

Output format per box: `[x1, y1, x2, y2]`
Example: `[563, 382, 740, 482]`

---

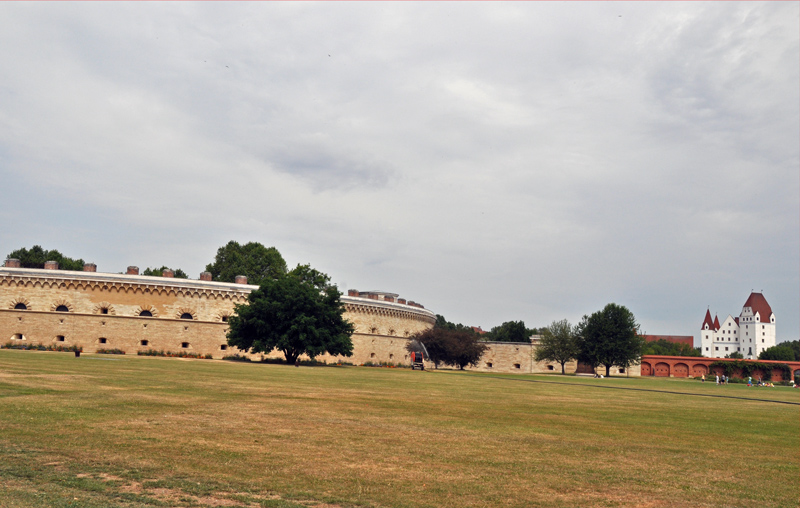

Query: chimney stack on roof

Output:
[162, 269, 174, 278]
[200, 272, 212, 281]
[83, 263, 97, 272]
[235, 275, 248, 285]
[4, 258, 21, 268]
[126, 266, 139, 275]
[44, 261, 59, 270]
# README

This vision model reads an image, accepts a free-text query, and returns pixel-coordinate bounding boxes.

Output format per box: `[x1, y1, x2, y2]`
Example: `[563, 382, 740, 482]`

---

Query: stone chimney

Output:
[162, 269, 174, 278]
[126, 266, 139, 275]
[235, 275, 248, 284]
[4, 258, 21, 268]
[44, 261, 59, 270]
[199, 272, 212, 281]
[384, 296, 395, 303]
[407, 301, 415, 306]
[83, 263, 97, 272]
[348, 289, 359, 297]
[397, 298, 406, 305]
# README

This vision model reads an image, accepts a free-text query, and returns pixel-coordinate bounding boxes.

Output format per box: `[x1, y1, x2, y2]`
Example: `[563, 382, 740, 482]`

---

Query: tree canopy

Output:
[484, 320, 533, 342]
[575, 303, 645, 377]
[226, 264, 353, 364]
[143, 266, 188, 279]
[411, 327, 488, 370]
[6, 245, 85, 271]
[642, 339, 701, 357]
[758, 341, 800, 362]
[434, 314, 479, 334]
[534, 319, 579, 374]
[205, 241, 287, 286]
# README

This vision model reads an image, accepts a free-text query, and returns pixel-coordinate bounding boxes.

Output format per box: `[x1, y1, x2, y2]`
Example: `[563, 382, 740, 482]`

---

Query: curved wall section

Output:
[0, 267, 435, 362]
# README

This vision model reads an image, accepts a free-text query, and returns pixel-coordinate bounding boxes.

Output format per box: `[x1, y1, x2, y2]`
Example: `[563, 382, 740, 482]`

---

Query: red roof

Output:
[742, 292, 773, 322]
[713, 315, 720, 330]
[702, 309, 714, 330]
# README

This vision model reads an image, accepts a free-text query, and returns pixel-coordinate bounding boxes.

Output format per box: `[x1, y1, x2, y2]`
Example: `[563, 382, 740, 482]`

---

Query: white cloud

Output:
[0, 1, 797, 341]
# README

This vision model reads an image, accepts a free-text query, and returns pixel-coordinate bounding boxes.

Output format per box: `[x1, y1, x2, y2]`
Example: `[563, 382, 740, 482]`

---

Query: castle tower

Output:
[700, 309, 715, 356]
[738, 292, 775, 359]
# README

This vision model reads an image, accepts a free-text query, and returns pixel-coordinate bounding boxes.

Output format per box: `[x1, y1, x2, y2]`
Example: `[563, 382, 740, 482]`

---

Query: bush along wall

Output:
[708, 360, 793, 381]
[1, 342, 82, 352]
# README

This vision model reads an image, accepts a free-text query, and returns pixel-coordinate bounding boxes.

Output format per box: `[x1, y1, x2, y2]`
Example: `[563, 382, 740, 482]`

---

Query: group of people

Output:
[699, 373, 776, 386]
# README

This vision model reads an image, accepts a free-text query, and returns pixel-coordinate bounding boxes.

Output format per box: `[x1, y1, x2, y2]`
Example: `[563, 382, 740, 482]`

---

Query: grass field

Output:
[0, 350, 797, 508]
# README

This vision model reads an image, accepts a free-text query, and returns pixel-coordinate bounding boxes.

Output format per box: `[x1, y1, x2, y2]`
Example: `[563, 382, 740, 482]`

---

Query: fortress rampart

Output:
[0, 264, 436, 364]
[1, 261, 602, 374]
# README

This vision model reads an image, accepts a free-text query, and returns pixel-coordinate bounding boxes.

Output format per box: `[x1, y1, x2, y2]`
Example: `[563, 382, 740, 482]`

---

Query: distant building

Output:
[700, 292, 776, 359]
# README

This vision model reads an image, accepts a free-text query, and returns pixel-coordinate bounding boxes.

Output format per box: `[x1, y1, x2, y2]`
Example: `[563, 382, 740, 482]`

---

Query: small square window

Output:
[140, 340, 149, 346]
[220, 344, 227, 350]
[513, 363, 521, 369]
[181, 342, 189, 348]
[99, 337, 107, 344]
[486, 362, 493, 368]
[56, 335, 65, 342]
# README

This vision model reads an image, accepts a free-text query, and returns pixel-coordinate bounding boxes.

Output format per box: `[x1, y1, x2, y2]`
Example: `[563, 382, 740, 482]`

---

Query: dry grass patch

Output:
[0, 350, 797, 508]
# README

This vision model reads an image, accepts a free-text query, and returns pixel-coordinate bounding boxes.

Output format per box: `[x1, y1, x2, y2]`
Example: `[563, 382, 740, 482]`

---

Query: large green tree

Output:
[226, 264, 353, 364]
[642, 339, 702, 357]
[143, 266, 188, 278]
[759, 341, 800, 362]
[485, 320, 533, 342]
[205, 241, 287, 286]
[575, 303, 645, 377]
[534, 319, 579, 374]
[6, 245, 85, 271]
[412, 327, 488, 370]
[434, 314, 479, 334]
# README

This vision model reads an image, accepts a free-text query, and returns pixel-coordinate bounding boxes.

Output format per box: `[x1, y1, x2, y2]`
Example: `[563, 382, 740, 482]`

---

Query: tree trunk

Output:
[284, 350, 299, 365]
[605, 364, 611, 377]
[561, 362, 566, 375]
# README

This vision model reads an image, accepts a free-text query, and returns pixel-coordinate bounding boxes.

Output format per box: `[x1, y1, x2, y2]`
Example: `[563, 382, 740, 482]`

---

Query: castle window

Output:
[140, 340, 149, 346]
[14, 303, 27, 310]
[180, 313, 193, 320]
[55, 305, 69, 312]
[547, 365, 554, 371]
[715, 347, 718, 351]
[486, 362, 493, 368]
[513, 363, 521, 369]
[99, 338, 107, 344]
[56, 335, 65, 342]
[221, 316, 228, 322]
[705, 347, 709, 351]
[370, 353, 376, 358]
[101, 308, 108, 315]
[139, 310, 153, 317]
[220, 344, 227, 351]
[181, 342, 190, 348]
[13, 333, 24, 340]
[725, 347, 728, 351]
[619, 367, 625, 373]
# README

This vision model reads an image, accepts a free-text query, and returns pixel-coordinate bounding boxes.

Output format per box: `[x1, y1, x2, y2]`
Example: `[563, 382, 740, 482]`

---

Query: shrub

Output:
[222, 354, 251, 362]
[96, 348, 125, 355]
[1, 342, 81, 352]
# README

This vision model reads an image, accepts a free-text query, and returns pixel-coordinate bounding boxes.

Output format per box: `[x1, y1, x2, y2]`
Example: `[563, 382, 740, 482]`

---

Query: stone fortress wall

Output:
[0, 260, 602, 375]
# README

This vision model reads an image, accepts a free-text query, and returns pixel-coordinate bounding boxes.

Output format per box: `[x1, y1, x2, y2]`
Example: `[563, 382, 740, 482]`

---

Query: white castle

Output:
[700, 292, 776, 360]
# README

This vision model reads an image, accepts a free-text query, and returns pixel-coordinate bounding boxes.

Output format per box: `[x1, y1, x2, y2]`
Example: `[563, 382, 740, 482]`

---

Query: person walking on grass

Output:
[701, 374, 705, 383]
[715, 374, 719, 385]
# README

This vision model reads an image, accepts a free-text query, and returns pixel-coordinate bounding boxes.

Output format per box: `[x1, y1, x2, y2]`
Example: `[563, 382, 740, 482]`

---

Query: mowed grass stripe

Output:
[0, 349, 797, 508]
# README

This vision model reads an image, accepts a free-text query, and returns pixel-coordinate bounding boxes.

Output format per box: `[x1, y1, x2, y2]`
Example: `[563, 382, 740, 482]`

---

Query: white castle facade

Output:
[700, 292, 776, 360]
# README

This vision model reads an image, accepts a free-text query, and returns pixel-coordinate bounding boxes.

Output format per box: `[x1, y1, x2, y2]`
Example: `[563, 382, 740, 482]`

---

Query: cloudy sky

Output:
[1, 2, 797, 344]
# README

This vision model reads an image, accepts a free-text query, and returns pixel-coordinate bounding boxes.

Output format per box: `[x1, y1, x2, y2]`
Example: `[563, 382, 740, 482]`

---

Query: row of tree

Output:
[535, 303, 644, 376]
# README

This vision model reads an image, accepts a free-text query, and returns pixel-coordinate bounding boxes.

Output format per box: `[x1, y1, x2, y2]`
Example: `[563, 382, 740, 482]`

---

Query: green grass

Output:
[0, 350, 797, 508]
